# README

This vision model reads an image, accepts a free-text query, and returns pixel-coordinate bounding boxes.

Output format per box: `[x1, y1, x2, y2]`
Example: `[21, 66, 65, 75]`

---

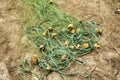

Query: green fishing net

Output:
[19, 0, 103, 80]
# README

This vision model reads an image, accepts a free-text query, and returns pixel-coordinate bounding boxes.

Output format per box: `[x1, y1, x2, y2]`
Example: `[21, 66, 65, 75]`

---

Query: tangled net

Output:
[19, 0, 103, 80]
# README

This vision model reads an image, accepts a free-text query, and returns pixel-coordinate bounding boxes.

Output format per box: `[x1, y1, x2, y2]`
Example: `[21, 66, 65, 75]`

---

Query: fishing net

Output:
[19, 0, 103, 80]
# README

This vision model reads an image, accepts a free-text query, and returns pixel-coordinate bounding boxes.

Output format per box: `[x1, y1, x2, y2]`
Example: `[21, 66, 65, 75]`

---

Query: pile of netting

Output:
[19, 0, 103, 80]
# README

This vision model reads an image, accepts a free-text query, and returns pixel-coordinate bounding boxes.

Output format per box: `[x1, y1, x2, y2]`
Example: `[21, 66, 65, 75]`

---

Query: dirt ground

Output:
[0, 0, 120, 80]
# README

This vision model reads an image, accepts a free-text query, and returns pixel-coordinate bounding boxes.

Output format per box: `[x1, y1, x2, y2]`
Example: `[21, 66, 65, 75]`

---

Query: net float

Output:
[31, 55, 38, 65]
[94, 43, 100, 48]
[83, 43, 90, 49]
[61, 55, 67, 61]
[67, 24, 73, 30]
[51, 33, 57, 38]
[70, 29, 76, 34]
[46, 66, 52, 71]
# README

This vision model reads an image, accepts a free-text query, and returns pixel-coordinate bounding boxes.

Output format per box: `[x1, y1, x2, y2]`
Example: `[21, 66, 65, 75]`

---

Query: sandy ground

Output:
[0, 0, 120, 80]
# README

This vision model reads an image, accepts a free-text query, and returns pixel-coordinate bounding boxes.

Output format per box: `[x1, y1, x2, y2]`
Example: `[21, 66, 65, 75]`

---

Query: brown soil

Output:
[0, 0, 120, 80]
